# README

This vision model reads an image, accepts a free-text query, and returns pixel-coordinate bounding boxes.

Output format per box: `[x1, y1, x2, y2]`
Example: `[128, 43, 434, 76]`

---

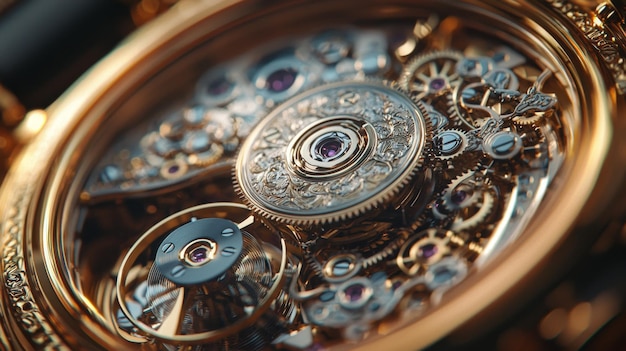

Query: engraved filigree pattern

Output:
[2, 187, 69, 350]
[237, 81, 427, 223]
[545, 0, 626, 94]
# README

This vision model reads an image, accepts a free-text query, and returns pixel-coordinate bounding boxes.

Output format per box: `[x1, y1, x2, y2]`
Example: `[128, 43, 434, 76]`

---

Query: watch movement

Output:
[0, 0, 624, 350]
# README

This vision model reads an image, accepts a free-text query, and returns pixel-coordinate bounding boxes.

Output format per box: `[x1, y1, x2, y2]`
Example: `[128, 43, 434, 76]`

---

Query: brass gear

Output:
[398, 50, 464, 100]
[396, 228, 460, 276]
[450, 190, 495, 232]
[511, 110, 549, 125]
[440, 170, 484, 212]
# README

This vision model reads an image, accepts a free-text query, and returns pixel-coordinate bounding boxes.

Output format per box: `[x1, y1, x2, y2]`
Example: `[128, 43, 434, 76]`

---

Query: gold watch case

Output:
[0, 0, 624, 350]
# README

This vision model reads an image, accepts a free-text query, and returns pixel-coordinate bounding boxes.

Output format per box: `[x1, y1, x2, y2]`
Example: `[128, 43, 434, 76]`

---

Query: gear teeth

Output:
[362, 230, 409, 269]
[398, 50, 465, 92]
[450, 191, 495, 232]
[512, 111, 545, 125]
[433, 166, 497, 232]
[440, 169, 482, 212]
[445, 84, 474, 129]
[432, 128, 470, 161]
[304, 253, 325, 279]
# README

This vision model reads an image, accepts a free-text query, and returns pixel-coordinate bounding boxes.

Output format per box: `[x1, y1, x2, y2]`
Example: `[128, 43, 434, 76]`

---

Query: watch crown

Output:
[595, 1, 624, 23]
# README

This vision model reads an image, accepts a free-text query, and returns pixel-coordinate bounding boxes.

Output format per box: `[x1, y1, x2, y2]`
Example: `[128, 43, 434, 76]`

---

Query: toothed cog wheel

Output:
[438, 171, 481, 211]
[432, 129, 470, 161]
[235, 80, 430, 225]
[396, 228, 455, 276]
[433, 171, 497, 231]
[399, 51, 464, 101]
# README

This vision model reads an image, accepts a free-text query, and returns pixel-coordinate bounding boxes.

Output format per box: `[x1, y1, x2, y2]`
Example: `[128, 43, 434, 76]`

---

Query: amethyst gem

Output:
[344, 283, 366, 302]
[429, 78, 446, 91]
[320, 138, 343, 158]
[451, 189, 467, 204]
[190, 247, 208, 263]
[266, 68, 298, 92]
[419, 243, 438, 259]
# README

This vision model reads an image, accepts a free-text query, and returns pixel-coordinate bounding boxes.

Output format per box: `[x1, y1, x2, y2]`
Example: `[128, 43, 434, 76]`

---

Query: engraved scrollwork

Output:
[2, 186, 69, 350]
[544, 0, 626, 94]
[235, 81, 429, 224]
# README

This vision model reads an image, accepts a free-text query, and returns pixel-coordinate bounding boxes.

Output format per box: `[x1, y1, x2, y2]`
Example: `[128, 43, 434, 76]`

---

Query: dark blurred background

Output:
[0, 0, 136, 111]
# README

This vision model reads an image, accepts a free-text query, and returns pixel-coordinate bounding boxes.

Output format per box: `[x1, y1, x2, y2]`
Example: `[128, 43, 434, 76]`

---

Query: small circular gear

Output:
[396, 228, 458, 276]
[449, 81, 504, 129]
[432, 128, 470, 161]
[431, 170, 497, 231]
[399, 50, 464, 101]
[235, 80, 430, 225]
[447, 61, 523, 129]
[440, 170, 484, 212]
[450, 190, 495, 232]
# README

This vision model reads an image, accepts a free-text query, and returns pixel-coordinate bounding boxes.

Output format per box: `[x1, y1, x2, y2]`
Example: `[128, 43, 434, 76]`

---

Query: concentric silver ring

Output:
[287, 116, 376, 180]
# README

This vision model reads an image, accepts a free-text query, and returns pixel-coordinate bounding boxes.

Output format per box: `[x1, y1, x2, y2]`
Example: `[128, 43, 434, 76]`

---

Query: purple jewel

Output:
[429, 78, 446, 91]
[451, 189, 467, 204]
[344, 283, 366, 302]
[314, 133, 350, 162]
[168, 164, 180, 174]
[190, 247, 208, 263]
[419, 243, 438, 259]
[266, 68, 297, 92]
[320, 139, 342, 158]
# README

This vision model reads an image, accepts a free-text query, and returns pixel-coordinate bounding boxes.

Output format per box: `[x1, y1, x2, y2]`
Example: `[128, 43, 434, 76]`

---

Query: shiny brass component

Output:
[544, 0, 626, 93]
[596, 0, 625, 22]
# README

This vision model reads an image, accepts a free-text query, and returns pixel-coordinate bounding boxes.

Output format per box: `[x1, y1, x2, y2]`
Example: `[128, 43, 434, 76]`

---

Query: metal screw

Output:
[171, 265, 185, 278]
[221, 246, 237, 256]
[332, 260, 351, 276]
[438, 132, 462, 154]
[161, 242, 175, 253]
[221, 228, 235, 237]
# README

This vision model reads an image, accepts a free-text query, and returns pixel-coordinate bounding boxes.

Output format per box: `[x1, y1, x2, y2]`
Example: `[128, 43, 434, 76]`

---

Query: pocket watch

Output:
[0, 0, 624, 350]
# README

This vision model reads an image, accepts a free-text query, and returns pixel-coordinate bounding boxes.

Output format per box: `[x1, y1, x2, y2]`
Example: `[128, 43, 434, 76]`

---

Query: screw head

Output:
[221, 227, 235, 237]
[171, 265, 186, 278]
[161, 242, 175, 253]
[221, 246, 237, 256]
